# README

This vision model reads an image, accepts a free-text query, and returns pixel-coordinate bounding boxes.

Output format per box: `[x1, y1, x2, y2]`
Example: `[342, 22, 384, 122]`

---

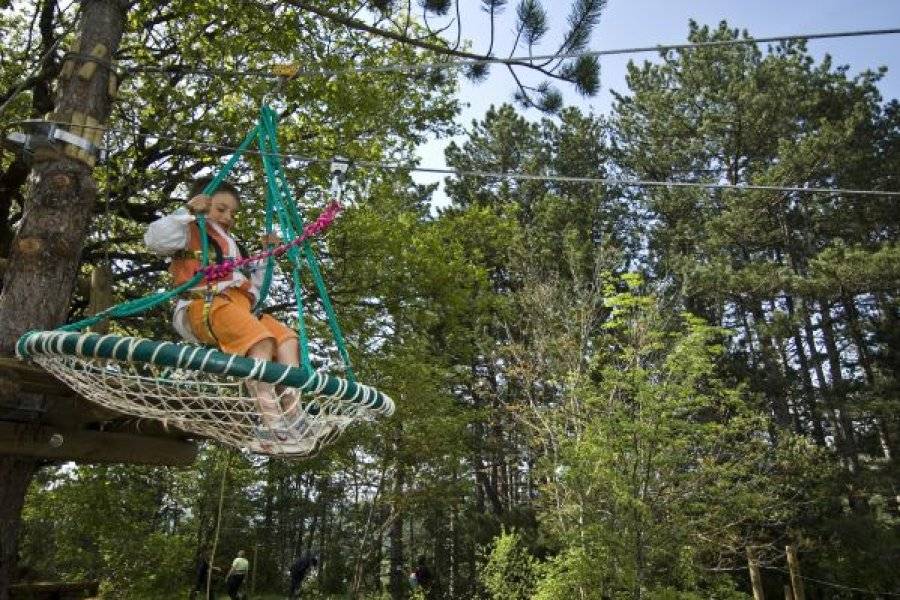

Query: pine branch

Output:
[516, 0, 548, 48]
[452, 0, 462, 50]
[539, 0, 605, 69]
[482, 0, 507, 56]
[288, 0, 564, 82]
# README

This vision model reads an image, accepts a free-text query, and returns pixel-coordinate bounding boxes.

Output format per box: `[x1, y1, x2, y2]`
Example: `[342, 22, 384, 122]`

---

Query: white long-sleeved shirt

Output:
[144, 208, 267, 343]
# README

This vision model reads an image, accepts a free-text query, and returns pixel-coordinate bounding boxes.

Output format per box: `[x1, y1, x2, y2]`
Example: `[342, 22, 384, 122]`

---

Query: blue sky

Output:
[415, 0, 900, 201]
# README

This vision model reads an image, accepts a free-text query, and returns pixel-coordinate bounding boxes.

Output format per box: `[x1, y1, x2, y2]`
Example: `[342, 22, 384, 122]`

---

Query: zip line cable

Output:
[5, 118, 900, 197]
[762, 566, 900, 597]
[5, 18, 900, 195]
[127, 27, 900, 80]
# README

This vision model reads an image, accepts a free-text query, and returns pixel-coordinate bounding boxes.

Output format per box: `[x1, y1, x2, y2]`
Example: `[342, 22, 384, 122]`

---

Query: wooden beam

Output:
[0, 422, 197, 466]
[8, 580, 99, 596]
[0, 357, 123, 425]
[785, 545, 806, 600]
[747, 547, 765, 600]
[0, 357, 75, 397]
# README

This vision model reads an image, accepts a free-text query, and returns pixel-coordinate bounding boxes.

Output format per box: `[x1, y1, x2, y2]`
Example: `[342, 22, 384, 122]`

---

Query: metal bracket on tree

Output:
[3, 119, 106, 165]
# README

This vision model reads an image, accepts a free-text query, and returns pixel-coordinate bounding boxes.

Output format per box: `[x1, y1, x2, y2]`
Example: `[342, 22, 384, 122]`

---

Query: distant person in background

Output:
[410, 555, 434, 598]
[288, 554, 318, 598]
[225, 550, 249, 600]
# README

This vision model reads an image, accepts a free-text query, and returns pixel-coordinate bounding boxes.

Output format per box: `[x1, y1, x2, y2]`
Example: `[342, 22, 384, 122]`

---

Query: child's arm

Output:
[144, 209, 194, 256]
[144, 195, 212, 256]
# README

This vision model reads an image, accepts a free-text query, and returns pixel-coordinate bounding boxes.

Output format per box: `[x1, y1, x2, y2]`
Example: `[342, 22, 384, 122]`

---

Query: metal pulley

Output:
[329, 157, 351, 200]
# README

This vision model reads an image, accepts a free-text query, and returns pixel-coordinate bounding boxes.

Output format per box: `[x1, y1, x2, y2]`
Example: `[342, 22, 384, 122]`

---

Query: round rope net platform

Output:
[17, 331, 394, 457]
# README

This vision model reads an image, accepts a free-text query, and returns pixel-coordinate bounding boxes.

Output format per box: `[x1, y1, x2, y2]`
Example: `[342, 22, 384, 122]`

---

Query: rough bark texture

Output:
[0, 2, 128, 597]
[0, 456, 39, 600]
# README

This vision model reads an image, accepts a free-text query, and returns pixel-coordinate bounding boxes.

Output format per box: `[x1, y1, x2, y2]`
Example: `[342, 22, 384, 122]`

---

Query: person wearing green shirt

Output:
[225, 550, 249, 599]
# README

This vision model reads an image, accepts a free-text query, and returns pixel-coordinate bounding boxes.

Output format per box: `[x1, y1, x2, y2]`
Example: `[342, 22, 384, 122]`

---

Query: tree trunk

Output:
[749, 304, 792, 431]
[0, 2, 127, 597]
[802, 307, 855, 464]
[817, 299, 860, 472]
[0, 457, 39, 600]
[388, 462, 406, 600]
[841, 295, 874, 383]
[841, 295, 895, 462]
[784, 294, 826, 445]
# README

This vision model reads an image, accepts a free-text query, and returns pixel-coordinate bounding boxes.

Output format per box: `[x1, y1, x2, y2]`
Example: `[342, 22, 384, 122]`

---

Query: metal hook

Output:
[329, 157, 351, 200]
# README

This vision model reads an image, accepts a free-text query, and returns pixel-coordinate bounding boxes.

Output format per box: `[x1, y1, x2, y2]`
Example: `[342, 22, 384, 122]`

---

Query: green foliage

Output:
[611, 21, 899, 594]
[480, 530, 539, 600]
[561, 55, 601, 96]
[423, 0, 453, 16]
[5, 11, 900, 599]
[516, 278, 829, 597]
[21, 464, 196, 597]
[517, 0, 549, 46]
[532, 546, 608, 600]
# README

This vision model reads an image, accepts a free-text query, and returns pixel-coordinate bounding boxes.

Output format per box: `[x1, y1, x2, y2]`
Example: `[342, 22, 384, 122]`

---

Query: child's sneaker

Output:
[248, 420, 320, 455]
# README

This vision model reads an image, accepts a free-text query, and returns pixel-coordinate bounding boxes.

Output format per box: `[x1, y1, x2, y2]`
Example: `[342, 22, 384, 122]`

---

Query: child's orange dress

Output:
[144, 209, 296, 355]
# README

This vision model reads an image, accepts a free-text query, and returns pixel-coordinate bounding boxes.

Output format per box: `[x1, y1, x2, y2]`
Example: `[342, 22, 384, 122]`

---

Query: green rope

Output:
[251, 175, 277, 312]
[17, 331, 393, 414]
[257, 121, 313, 372]
[196, 125, 262, 268]
[54, 107, 356, 383]
[300, 241, 355, 382]
[258, 106, 356, 381]
[58, 272, 205, 332]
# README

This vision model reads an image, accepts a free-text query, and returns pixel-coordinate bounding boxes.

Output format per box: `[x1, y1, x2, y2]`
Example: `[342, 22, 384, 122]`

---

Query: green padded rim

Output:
[16, 331, 394, 416]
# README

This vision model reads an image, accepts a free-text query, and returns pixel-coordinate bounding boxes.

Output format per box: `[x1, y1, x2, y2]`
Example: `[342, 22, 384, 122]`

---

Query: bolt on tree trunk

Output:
[0, 1, 128, 598]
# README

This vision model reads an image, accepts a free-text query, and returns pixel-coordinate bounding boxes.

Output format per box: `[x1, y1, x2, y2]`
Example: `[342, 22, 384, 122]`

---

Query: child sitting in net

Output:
[144, 176, 302, 443]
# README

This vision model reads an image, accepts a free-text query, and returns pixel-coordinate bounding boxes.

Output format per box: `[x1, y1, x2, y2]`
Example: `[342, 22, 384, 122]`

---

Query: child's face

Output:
[207, 191, 239, 231]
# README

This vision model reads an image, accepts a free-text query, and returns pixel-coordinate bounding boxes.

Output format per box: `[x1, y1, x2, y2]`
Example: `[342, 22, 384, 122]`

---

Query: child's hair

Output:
[188, 176, 241, 206]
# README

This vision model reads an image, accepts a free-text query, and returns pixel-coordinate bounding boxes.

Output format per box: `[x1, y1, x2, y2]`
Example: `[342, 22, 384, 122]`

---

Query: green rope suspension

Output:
[53, 106, 355, 381]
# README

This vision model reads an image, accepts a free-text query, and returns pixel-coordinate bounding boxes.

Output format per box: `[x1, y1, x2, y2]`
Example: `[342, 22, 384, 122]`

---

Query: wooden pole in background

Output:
[747, 547, 766, 600]
[784, 584, 794, 600]
[786, 545, 806, 600]
[251, 544, 258, 597]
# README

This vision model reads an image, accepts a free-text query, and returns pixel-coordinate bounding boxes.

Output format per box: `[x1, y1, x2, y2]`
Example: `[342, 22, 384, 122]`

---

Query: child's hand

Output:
[187, 194, 211, 214]
[260, 233, 282, 246]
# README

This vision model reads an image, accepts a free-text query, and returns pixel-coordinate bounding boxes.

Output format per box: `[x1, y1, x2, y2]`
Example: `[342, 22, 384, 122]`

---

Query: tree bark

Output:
[0, 2, 128, 597]
[817, 299, 860, 472]
[0, 457, 39, 600]
[784, 294, 826, 445]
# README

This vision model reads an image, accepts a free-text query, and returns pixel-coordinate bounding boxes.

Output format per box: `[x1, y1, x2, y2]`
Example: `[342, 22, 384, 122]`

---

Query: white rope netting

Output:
[31, 349, 389, 457]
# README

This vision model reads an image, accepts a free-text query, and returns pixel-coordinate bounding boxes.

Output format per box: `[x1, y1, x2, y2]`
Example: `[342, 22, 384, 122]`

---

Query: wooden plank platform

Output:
[0, 356, 201, 466]
[0, 357, 75, 397]
[0, 422, 198, 466]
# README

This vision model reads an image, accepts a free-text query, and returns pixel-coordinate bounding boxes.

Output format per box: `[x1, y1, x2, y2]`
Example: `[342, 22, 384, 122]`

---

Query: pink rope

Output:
[198, 201, 343, 282]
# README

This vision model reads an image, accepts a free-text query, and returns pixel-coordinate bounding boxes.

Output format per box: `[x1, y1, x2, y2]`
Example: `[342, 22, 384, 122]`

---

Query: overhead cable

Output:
[4, 119, 900, 197]
[763, 566, 900, 597]
[128, 27, 900, 80]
